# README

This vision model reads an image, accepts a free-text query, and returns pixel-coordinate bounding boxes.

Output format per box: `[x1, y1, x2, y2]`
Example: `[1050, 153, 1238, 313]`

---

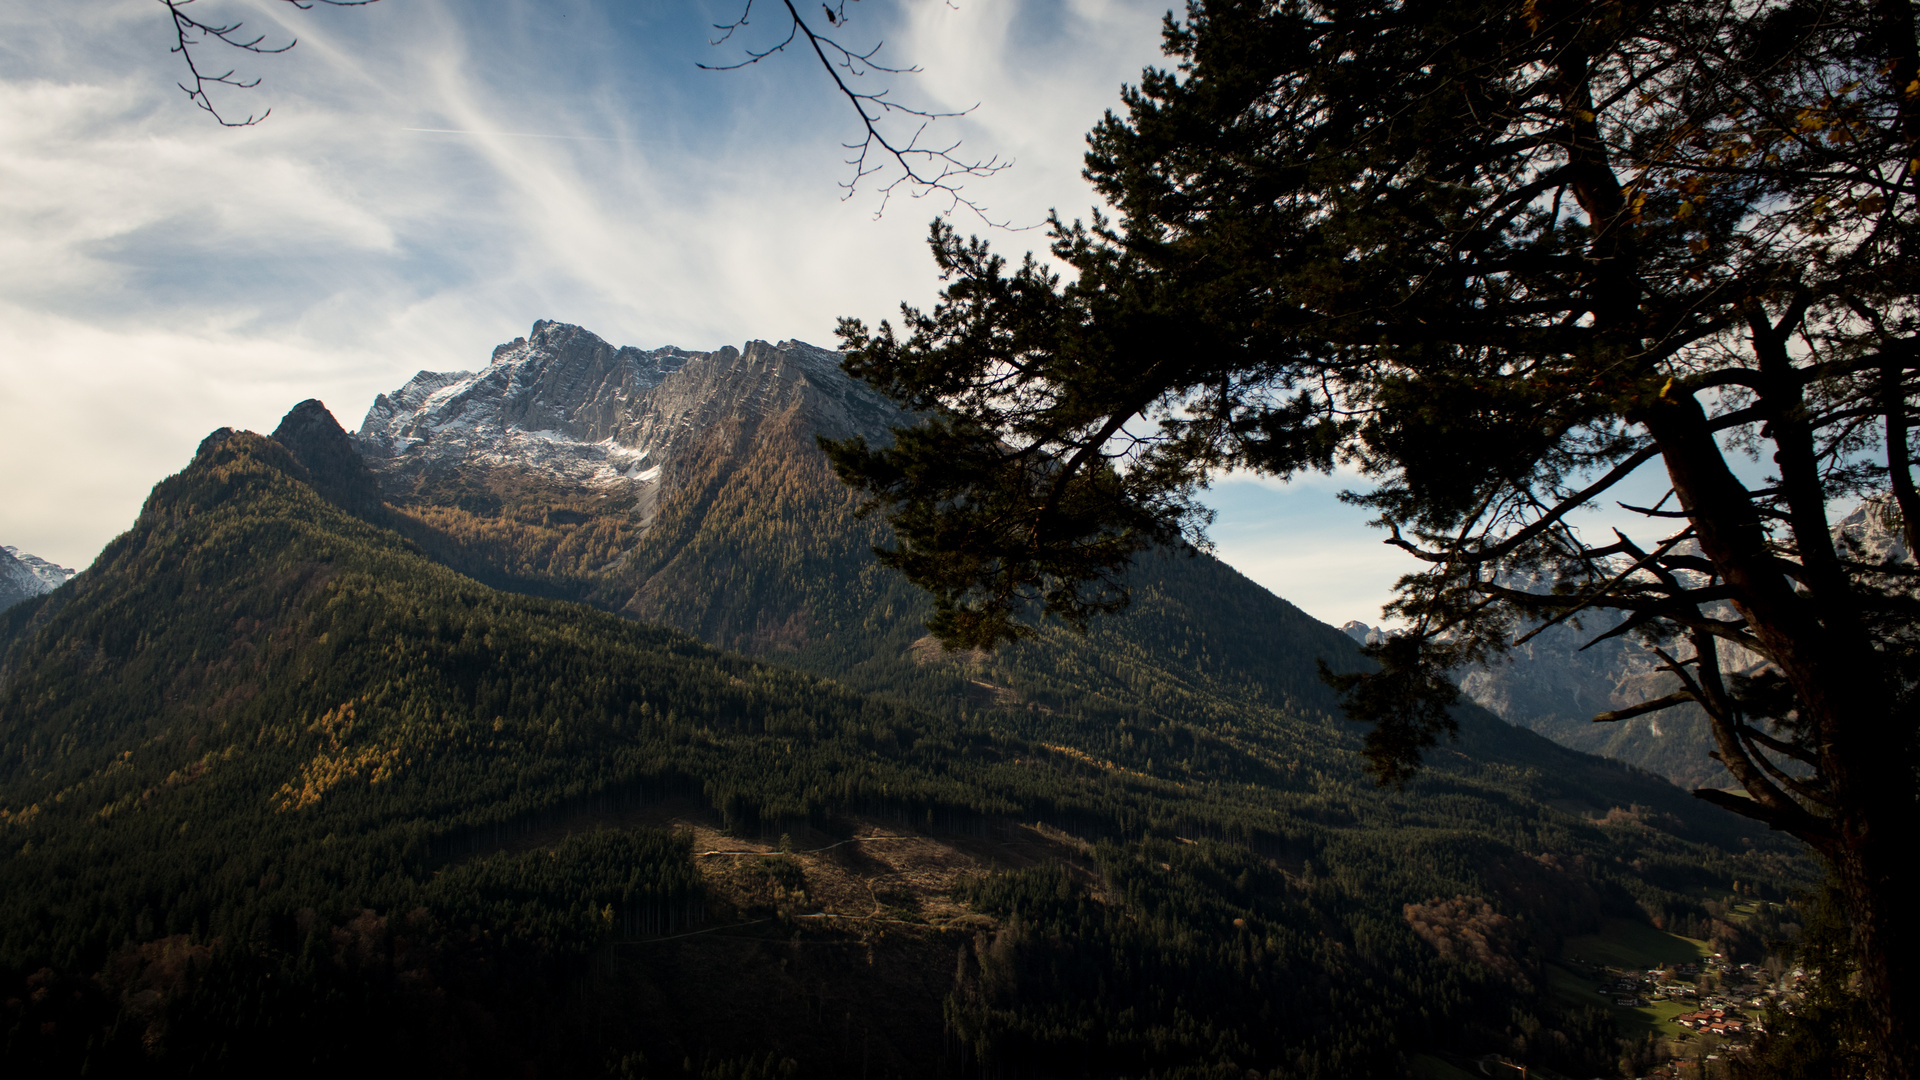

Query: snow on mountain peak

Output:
[1, 545, 75, 612]
[353, 320, 897, 500]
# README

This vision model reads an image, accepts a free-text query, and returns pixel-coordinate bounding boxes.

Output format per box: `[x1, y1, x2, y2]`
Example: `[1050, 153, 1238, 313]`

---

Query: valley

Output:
[0, 323, 1819, 1078]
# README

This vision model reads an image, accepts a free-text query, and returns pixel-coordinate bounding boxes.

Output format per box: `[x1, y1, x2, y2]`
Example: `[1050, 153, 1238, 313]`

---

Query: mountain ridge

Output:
[356, 319, 1752, 795]
[0, 373, 1810, 1074]
[1342, 503, 1902, 788]
[353, 321, 895, 528]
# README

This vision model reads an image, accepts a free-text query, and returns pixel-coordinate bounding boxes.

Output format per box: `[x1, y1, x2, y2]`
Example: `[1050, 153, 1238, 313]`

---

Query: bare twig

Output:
[702, 0, 1012, 223]
[160, 0, 379, 126]
[1504, 527, 1693, 647]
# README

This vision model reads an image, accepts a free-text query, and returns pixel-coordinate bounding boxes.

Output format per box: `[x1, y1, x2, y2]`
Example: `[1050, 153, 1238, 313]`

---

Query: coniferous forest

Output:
[12, 0, 1916, 1068]
[0, 407, 1817, 1077]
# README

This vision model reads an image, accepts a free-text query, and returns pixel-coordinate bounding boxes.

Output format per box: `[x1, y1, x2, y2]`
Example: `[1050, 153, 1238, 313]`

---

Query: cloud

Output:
[0, 301, 417, 568]
[7, 0, 1358, 621]
[890, 0, 1167, 229]
[0, 79, 399, 305]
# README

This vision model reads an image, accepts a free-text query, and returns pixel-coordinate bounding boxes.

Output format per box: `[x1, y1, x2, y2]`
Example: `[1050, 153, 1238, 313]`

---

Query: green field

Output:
[1548, 919, 1714, 1041]
[1564, 917, 1712, 969]
[1544, 962, 1698, 1040]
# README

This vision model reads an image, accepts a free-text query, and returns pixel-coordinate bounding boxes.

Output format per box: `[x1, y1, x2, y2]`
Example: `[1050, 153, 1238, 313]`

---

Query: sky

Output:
[0, 0, 1443, 626]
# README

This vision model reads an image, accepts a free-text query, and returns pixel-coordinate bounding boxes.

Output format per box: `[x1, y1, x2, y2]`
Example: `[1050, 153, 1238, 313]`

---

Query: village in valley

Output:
[1555, 913, 1815, 1079]
[1406, 902, 1824, 1080]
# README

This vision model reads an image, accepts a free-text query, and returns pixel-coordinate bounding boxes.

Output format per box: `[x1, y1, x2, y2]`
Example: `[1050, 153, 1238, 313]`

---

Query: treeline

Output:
[946, 842, 1624, 1079]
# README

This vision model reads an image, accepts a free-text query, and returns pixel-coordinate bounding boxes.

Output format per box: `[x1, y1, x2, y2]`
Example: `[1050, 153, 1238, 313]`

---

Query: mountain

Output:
[0, 324, 1814, 1076]
[1340, 614, 1738, 788]
[351, 320, 1741, 789]
[344, 320, 1779, 816]
[1833, 493, 1912, 565]
[1344, 500, 1907, 790]
[0, 427, 1015, 1074]
[355, 322, 894, 490]
[352, 322, 889, 542]
[0, 405, 1795, 1078]
[0, 546, 74, 613]
[342, 322, 1808, 895]
[343, 323, 1414, 717]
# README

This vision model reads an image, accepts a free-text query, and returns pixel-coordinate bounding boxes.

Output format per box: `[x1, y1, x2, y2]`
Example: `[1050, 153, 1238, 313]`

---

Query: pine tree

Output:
[823, 1, 1920, 1071]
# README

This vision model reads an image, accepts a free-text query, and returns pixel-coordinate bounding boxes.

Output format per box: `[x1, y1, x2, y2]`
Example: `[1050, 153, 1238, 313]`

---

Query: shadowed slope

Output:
[0, 413, 1814, 1075]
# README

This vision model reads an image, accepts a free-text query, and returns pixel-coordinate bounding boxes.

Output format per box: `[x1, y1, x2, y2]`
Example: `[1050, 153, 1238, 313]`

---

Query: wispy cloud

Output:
[0, 0, 1403, 632]
[398, 128, 627, 141]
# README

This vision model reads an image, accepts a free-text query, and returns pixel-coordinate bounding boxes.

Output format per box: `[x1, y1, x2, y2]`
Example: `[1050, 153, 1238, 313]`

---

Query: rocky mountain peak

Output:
[272, 399, 383, 515]
[1834, 494, 1912, 565]
[352, 321, 900, 509]
[0, 545, 76, 612]
[1339, 620, 1387, 646]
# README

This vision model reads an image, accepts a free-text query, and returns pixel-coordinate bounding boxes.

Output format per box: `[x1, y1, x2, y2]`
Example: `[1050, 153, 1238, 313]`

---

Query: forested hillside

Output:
[0, 415, 1808, 1075]
[352, 323, 1753, 802]
[377, 364, 1751, 848]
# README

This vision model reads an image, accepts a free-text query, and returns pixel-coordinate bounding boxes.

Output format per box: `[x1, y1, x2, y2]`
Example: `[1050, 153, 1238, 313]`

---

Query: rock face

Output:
[352, 320, 897, 530]
[1833, 493, 1912, 566]
[1343, 509, 1903, 789]
[273, 399, 385, 516]
[1338, 620, 1384, 646]
[1343, 584, 1759, 788]
[0, 546, 75, 612]
[1447, 606, 1745, 789]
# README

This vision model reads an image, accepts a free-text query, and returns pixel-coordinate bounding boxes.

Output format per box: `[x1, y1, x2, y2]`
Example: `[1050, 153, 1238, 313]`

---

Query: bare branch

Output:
[1737, 723, 1820, 768]
[702, 0, 1013, 223]
[1690, 787, 1830, 842]
[1592, 690, 1695, 723]
[1504, 527, 1692, 647]
[1382, 444, 1660, 566]
[160, 0, 378, 126]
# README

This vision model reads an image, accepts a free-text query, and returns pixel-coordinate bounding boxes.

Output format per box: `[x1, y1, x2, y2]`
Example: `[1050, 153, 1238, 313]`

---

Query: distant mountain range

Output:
[1343, 500, 1903, 789]
[1341, 612, 1738, 789]
[0, 546, 73, 613]
[0, 320, 1811, 1075]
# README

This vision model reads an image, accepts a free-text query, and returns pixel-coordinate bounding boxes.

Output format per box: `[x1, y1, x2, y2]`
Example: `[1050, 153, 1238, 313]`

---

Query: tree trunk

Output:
[1831, 799, 1919, 1080]
[1644, 398, 1916, 1078]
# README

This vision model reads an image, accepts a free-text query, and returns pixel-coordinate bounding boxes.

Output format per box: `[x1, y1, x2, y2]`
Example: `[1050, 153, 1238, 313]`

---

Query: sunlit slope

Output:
[549, 405, 1789, 856]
